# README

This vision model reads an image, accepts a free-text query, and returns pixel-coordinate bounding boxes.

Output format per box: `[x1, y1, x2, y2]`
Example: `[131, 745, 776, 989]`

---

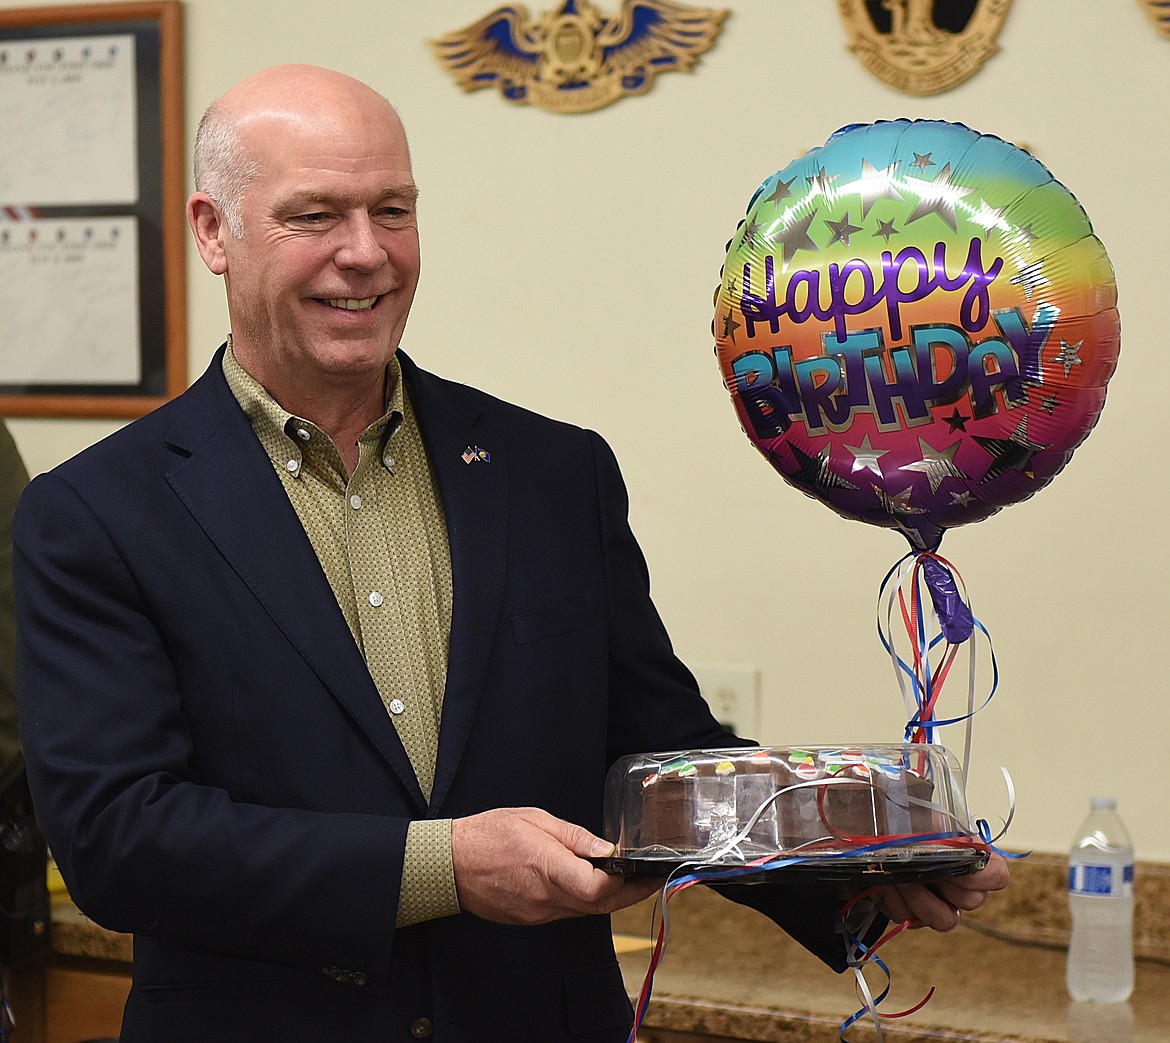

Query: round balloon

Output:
[713, 120, 1119, 551]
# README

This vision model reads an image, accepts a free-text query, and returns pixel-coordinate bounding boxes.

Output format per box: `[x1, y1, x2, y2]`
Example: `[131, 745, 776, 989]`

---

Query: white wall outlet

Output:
[692, 662, 761, 740]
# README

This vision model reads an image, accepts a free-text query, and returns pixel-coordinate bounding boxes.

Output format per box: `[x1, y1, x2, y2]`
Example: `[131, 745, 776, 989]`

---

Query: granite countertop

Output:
[53, 854, 1170, 1042]
[611, 854, 1170, 1043]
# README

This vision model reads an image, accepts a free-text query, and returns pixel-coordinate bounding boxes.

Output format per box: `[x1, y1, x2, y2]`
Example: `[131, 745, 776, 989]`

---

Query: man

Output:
[0, 421, 28, 796]
[0, 421, 50, 992]
[14, 66, 1006, 1041]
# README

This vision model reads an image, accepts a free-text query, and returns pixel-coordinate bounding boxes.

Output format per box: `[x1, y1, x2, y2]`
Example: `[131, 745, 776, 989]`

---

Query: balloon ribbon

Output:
[878, 551, 998, 778]
[623, 826, 993, 1043]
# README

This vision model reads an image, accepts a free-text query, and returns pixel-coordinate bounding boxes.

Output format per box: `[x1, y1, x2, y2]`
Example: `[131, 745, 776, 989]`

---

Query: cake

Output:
[602, 744, 970, 866]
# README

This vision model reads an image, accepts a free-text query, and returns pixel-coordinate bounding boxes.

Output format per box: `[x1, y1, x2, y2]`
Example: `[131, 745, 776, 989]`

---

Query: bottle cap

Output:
[1090, 796, 1117, 810]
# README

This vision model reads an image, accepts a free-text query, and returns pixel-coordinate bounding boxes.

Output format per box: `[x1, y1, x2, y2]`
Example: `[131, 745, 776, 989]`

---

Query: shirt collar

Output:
[222, 337, 406, 474]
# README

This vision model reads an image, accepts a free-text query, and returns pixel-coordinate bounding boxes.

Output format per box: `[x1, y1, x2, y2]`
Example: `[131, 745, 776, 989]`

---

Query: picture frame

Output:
[0, 1, 185, 418]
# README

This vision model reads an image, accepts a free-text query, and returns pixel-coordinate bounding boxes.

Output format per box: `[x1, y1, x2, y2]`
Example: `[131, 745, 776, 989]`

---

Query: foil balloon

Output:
[713, 120, 1120, 551]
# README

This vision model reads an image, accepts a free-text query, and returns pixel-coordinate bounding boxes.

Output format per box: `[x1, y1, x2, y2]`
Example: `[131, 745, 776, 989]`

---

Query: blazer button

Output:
[409, 1016, 434, 1038]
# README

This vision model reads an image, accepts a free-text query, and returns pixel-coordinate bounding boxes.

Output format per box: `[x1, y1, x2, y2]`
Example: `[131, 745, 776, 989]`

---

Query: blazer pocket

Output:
[563, 962, 633, 1034]
[138, 980, 275, 1004]
[510, 596, 596, 646]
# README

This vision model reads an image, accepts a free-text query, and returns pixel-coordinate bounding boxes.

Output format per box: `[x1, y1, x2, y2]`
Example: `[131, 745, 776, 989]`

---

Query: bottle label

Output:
[1069, 862, 1134, 897]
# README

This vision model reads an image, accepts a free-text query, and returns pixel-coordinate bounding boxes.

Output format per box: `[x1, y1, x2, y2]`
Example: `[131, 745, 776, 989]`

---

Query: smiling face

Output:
[189, 67, 420, 412]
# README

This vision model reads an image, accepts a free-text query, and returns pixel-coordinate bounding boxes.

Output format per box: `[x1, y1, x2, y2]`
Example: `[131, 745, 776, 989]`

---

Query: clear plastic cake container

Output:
[598, 744, 986, 881]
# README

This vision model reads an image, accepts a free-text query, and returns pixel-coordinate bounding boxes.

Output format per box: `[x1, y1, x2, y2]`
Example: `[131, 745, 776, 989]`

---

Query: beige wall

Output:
[4, 1, 1168, 859]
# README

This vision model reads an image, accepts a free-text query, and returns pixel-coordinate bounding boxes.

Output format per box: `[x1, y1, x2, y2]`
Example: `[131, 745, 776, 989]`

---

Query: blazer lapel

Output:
[161, 357, 428, 811]
[399, 354, 508, 813]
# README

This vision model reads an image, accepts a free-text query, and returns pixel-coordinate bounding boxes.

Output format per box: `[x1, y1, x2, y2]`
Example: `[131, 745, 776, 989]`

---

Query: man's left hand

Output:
[872, 851, 1011, 932]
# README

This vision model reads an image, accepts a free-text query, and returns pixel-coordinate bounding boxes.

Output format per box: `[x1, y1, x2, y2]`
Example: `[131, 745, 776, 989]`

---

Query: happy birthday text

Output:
[729, 306, 1055, 437]
[739, 238, 1005, 344]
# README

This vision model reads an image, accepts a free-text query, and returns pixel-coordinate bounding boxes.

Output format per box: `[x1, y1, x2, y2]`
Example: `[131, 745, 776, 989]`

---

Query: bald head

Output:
[185, 63, 421, 418]
[193, 65, 407, 237]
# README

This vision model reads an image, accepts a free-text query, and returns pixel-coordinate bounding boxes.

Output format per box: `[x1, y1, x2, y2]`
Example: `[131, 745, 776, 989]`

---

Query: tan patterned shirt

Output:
[223, 344, 460, 927]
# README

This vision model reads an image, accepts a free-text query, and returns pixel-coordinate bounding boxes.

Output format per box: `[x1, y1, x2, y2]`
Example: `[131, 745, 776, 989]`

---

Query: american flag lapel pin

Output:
[462, 445, 490, 464]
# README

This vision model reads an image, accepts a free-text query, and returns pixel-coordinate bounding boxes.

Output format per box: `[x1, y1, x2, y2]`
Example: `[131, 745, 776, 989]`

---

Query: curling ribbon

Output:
[627, 555, 1010, 1041]
[624, 829, 992, 1043]
[839, 885, 936, 1042]
[877, 551, 998, 779]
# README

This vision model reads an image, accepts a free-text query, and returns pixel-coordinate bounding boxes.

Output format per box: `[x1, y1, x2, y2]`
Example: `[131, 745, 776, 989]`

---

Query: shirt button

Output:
[410, 1017, 433, 1038]
[296, 428, 311, 442]
[368, 590, 384, 607]
[349, 495, 362, 510]
[285, 459, 299, 474]
[388, 699, 405, 716]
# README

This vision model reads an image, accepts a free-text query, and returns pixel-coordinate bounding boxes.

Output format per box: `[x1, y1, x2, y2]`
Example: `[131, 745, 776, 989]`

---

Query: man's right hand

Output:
[450, 807, 659, 925]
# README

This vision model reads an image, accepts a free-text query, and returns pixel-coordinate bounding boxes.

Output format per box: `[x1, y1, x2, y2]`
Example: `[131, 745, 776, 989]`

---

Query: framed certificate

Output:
[0, 1, 185, 418]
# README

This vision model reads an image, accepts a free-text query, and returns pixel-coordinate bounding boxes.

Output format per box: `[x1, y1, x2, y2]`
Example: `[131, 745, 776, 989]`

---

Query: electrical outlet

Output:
[693, 662, 761, 740]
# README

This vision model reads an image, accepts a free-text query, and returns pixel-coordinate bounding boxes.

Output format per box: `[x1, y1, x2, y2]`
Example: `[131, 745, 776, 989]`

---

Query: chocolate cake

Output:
[603, 745, 963, 864]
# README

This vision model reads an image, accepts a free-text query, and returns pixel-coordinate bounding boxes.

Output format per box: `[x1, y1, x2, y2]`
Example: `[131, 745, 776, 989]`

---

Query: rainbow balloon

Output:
[713, 120, 1119, 551]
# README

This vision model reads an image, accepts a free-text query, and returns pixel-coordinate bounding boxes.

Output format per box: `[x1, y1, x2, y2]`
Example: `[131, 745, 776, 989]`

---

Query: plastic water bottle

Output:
[1066, 796, 1134, 1003]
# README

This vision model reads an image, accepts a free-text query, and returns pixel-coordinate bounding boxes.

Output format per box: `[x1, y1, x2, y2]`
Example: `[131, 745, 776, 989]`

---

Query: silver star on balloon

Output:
[971, 200, 1009, 239]
[950, 490, 974, 507]
[900, 437, 969, 494]
[973, 415, 1045, 482]
[762, 175, 797, 209]
[775, 208, 820, 266]
[904, 163, 975, 231]
[846, 434, 889, 476]
[741, 218, 765, 250]
[1050, 339, 1083, 378]
[850, 159, 905, 217]
[804, 166, 842, 203]
[791, 443, 858, 493]
[1007, 223, 1039, 248]
[873, 483, 924, 516]
[1010, 259, 1050, 301]
[721, 310, 741, 342]
[910, 152, 935, 171]
[826, 211, 863, 248]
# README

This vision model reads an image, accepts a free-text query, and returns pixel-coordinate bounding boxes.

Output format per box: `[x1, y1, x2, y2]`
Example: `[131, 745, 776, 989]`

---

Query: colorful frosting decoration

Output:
[659, 756, 697, 778]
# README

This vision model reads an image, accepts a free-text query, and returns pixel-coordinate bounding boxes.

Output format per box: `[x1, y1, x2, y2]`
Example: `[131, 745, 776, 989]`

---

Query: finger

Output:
[517, 813, 626, 911]
[874, 884, 916, 925]
[906, 883, 962, 931]
[928, 853, 1011, 914]
[545, 850, 616, 906]
[593, 876, 661, 914]
[929, 879, 989, 912]
[949, 852, 1011, 893]
[538, 812, 617, 860]
[882, 882, 960, 932]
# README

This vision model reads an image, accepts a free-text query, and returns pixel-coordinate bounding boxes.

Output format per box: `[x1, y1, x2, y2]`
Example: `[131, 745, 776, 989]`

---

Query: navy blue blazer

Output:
[14, 349, 849, 1041]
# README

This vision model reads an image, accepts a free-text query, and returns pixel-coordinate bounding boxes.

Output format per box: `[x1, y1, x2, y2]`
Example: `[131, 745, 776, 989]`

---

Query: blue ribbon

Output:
[876, 553, 999, 744]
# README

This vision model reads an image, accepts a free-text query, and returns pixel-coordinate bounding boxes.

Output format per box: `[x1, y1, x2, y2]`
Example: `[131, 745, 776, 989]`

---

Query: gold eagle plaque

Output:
[430, 0, 728, 114]
[1140, 0, 1170, 39]
[837, 0, 1012, 96]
